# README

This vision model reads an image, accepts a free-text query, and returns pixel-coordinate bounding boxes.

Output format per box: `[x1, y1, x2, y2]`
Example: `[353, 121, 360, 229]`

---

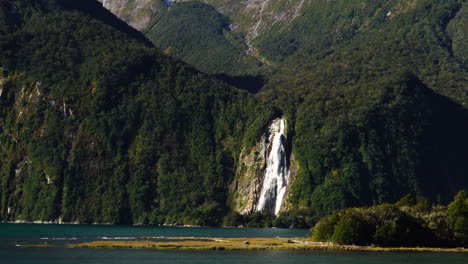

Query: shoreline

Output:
[0, 222, 303, 230]
[1, 221, 203, 227]
[62, 237, 467, 253]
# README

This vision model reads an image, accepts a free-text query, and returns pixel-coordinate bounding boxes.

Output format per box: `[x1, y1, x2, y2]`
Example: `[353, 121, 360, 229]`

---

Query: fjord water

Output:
[1, 224, 466, 264]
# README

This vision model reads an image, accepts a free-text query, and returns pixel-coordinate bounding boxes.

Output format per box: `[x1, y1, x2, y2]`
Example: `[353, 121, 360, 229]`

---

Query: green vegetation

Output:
[255, 0, 391, 63]
[310, 191, 468, 247]
[447, 190, 468, 245]
[222, 209, 317, 229]
[144, 2, 261, 76]
[0, 0, 272, 225]
[288, 73, 468, 216]
[263, 0, 468, 216]
[264, 0, 468, 105]
[0, 0, 467, 229]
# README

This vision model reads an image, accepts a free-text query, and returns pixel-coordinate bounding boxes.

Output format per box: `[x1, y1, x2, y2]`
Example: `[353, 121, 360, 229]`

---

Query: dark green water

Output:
[0, 224, 466, 264]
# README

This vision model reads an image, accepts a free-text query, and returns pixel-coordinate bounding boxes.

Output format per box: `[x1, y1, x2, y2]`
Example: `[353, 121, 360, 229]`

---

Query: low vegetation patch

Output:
[67, 237, 467, 252]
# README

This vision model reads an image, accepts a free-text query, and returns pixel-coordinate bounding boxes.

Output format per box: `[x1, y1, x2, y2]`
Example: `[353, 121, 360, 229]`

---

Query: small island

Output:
[65, 237, 466, 252]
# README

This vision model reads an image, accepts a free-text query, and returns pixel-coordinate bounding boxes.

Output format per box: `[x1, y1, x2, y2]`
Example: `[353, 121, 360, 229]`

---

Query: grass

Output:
[18, 244, 58, 248]
[66, 237, 468, 252]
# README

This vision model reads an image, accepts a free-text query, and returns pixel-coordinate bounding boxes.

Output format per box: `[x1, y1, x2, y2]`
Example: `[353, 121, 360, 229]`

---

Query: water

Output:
[257, 118, 290, 215]
[0, 224, 307, 245]
[0, 224, 466, 264]
[4, 248, 468, 264]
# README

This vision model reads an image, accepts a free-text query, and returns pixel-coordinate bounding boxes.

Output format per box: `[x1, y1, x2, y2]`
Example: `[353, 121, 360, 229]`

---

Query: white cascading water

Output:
[256, 118, 290, 215]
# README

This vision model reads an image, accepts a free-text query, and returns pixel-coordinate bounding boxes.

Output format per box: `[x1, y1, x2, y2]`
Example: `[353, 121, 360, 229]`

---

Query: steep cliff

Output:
[201, 0, 309, 41]
[229, 139, 266, 215]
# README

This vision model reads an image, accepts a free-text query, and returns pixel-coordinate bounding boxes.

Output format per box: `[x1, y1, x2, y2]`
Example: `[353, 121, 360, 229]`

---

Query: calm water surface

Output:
[0, 224, 466, 264]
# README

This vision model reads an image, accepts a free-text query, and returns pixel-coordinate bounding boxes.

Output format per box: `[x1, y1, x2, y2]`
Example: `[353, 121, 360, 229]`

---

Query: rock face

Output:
[98, 0, 309, 40]
[228, 139, 266, 214]
[98, 0, 167, 30]
[182, 0, 310, 41]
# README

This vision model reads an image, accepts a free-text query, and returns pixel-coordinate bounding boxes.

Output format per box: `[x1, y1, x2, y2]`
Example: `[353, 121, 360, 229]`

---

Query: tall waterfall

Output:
[256, 118, 290, 215]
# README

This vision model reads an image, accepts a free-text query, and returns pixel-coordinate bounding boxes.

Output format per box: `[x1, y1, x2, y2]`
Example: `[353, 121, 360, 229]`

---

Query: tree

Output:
[447, 190, 468, 245]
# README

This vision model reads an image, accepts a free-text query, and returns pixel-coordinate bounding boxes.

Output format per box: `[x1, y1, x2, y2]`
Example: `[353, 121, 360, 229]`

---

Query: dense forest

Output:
[143, 1, 262, 76]
[310, 191, 468, 247]
[0, 0, 275, 225]
[0, 0, 467, 229]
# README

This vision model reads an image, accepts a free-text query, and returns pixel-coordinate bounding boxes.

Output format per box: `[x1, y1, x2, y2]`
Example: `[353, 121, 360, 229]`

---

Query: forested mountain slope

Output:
[0, 0, 273, 225]
[144, 2, 262, 75]
[263, 0, 468, 105]
[0, 0, 467, 226]
[100, 0, 467, 106]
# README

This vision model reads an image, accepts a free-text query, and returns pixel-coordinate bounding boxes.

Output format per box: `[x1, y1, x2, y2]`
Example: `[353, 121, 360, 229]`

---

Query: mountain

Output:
[97, 0, 262, 75]
[98, 0, 167, 31]
[100, 0, 467, 105]
[143, 1, 262, 75]
[0, 0, 273, 225]
[0, 0, 467, 226]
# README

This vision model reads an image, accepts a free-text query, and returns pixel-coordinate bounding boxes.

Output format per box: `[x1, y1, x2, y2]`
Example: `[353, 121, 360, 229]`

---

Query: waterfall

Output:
[256, 118, 290, 215]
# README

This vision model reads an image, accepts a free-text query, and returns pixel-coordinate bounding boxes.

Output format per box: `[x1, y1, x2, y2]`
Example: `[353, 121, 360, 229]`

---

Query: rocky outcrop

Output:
[98, 0, 167, 30]
[98, 0, 310, 41]
[229, 137, 266, 214]
[214, 0, 309, 41]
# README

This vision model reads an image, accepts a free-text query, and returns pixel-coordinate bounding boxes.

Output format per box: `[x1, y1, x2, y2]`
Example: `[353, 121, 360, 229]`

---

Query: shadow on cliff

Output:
[214, 74, 266, 94]
[58, 0, 154, 47]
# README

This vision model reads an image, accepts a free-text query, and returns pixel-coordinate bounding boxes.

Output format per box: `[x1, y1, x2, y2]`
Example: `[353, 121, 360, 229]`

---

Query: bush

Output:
[310, 211, 342, 242]
[447, 190, 468, 245]
[331, 211, 371, 245]
[273, 208, 318, 228]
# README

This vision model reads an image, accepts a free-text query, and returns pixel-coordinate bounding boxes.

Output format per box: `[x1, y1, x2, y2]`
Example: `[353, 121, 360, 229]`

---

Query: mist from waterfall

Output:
[256, 118, 290, 215]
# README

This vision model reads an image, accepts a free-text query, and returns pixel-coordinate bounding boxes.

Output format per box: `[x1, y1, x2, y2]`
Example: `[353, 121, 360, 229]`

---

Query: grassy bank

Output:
[66, 237, 468, 252]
